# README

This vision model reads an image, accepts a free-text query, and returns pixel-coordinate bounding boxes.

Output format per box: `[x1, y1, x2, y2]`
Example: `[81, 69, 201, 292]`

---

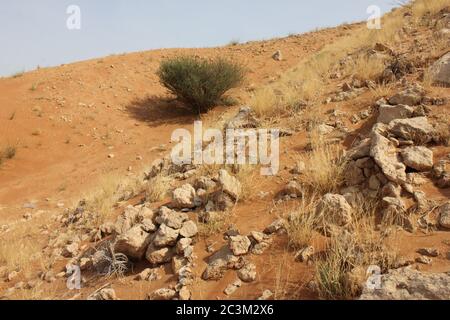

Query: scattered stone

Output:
[176, 238, 193, 255]
[237, 263, 257, 283]
[179, 221, 198, 238]
[283, 180, 303, 197]
[135, 268, 161, 281]
[218, 170, 242, 200]
[148, 288, 177, 301]
[178, 286, 192, 300]
[258, 290, 274, 300]
[172, 184, 197, 209]
[416, 256, 432, 265]
[401, 146, 434, 171]
[62, 242, 79, 258]
[87, 288, 117, 300]
[315, 194, 353, 227]
[229, 235, 251, 256]
[388, 87, 424, 106]
[224, 279, 242, 296]
[272, 50, 283, 61]
[146, 245, 175, 266]
[202, 246, 245, 280]
[264, 219, 286, 234]
[417, 248, 440, 258]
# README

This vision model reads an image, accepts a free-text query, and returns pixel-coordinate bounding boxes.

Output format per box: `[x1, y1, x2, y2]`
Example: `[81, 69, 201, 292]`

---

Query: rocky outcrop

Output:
[429, 52, 450, 87]
[360, 268, 450, 300]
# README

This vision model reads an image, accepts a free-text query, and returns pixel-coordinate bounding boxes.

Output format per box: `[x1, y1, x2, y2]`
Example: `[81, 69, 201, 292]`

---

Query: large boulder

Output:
[377, 104, 414, 124]
[114, 225, 153, 260]
[172, 184, 197, 209]
[401, 146, 434, 171]
[360, 267, 450, 300]
[388, 117, 435, 144]
[370, 131, 406, 184]
[315, 194, 353, 227]
[429, 52, 450, 87]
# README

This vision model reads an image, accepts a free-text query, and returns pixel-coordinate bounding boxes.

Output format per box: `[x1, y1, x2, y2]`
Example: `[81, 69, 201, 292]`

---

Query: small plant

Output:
[157, 56, 245, 114]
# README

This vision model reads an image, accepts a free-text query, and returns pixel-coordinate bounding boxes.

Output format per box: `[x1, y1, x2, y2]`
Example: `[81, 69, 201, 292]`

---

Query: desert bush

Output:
[158, 56, 245, 114]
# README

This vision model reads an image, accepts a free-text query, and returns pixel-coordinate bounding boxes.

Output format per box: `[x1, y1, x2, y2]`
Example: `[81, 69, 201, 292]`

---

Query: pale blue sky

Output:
[0, 0, 399, 76]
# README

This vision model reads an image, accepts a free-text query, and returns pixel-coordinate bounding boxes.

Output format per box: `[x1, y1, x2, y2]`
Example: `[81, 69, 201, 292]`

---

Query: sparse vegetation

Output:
[0, 144, 17, 166]
[146, 174, 171, 202]
[157, 56, 245, 114]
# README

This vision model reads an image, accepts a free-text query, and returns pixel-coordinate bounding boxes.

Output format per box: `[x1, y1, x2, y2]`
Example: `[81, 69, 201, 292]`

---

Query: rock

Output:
[194, 176, 217, 191]
[229, 235, 251, 256]
[145, 245, 175, 266]
[388, 87, 424, 106]
[417, 248, 439, 258]
[172, 256, 189, 274]
[439, 202, 450, 229]
[179, 221, 198, 238]
[317, 124, 334, 135]
[7, 271, 18, 282]
[249, 231, 269, 244]
[226, 106, 260, 130]
[237, 263, 257, 283]
[272, 50, 283, 61]
[172, 184, 196, 209]
[153, 224, 180, 248]
[377, 104, 414, 124]
[264, 219, 287, 234]
[433, 160, 450, 188]
[416, 256, 433, 265]
[258, 290, 274, 300]
[283, 180, 303, 197]
[218, 170, 242, 200]
[62, 242, 79, 258]
[213, 192, 236, 211]
[178, 287, 191, 300]
[401, 146, 433, 171]
[345, 162, 366, 186]
[360, 267, 450, 300]
[388, 117, 435, 144]
[114, 225, 152, 260]
[370, 130, 406, 184]
[148, 288, 177, 301]
[202, 246, 245, 280]
[315, 194, 353, 227]
[290, 161, 306, 174]
[176, 238, 193, 255]
[346, 138, 371, 160]
[87, 288, 117, 300]
[156, 207, 188, 229]
[429, 52, 450, 87]
[135, 268, 161, 281]
[295, 246, 315, 263]
[224, 279, 242, 296]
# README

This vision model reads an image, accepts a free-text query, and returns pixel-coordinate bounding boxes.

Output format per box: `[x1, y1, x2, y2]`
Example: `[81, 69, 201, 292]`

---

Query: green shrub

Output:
[157, 56, 244, 114]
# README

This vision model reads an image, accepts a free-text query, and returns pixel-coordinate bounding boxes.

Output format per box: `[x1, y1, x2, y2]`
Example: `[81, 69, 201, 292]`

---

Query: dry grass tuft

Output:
[296, 138, 346, 194]
[146, 174, 171, 202]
